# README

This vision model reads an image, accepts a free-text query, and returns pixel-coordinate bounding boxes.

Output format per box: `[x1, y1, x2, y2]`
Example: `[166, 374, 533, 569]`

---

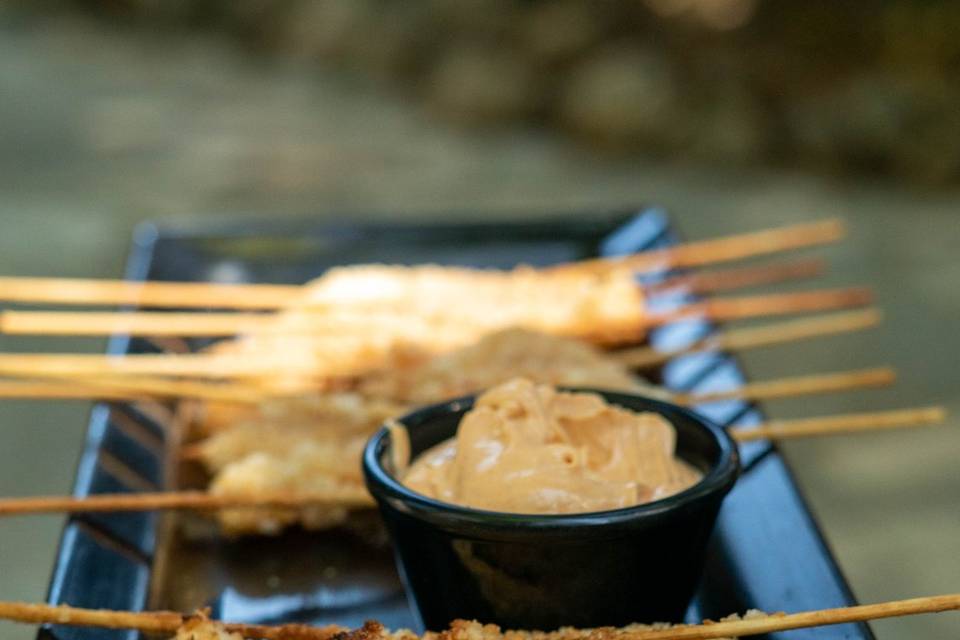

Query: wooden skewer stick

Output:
[183, 393, 925, 461]
[0, 602, 185, 636]
[0, 289, 876, 387]
[0, 353, 319, 379]
[0, 381, 139, 401]
[626, 593, 960, 639]
[0, 287, 872, 339]
[0, 309, 451, 337]
[0, 278, 302, 310]
[646, 287, 873, 326]
[0, 593, 958, 640]
[0, 219, 845, 309]
[674, 367, 896, 406]
[0, 602, 342, 639]
[0, 376, 263, 404]
[0, 406, 945, 518]
[644, 257, 827, 296]
[0, 488, 374, 516]
[614, 308, 882, 369]
[551, 218, 845, 276]
[66, 375, 265, 403]
[0, 311, 278, 337]
[0, 367, 895, 411]
[732, 406, 947, 442]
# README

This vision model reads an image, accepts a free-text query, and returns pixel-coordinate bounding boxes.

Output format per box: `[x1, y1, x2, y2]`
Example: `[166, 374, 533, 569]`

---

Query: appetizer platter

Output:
[0, 209, 952, 639]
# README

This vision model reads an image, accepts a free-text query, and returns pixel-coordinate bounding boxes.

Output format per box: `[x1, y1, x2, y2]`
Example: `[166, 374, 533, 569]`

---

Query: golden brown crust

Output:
[193, 329, 664, 535]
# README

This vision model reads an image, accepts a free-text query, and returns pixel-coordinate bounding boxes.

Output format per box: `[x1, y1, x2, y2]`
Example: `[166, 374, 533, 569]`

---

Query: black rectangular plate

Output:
[40, 209, 873, 640]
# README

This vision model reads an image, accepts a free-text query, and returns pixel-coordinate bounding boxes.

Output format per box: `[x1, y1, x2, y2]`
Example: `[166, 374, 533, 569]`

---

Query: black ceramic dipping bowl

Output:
[363, 389, 740, 631]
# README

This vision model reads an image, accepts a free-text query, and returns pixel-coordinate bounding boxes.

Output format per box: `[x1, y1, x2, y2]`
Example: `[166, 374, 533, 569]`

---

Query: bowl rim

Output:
[362, 387, 741, 535]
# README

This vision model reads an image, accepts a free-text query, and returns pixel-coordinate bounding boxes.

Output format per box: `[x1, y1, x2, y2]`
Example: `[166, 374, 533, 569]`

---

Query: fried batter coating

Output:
[329, 618, 755, 640]
[202, 265, 648, 394]
[198, 393, 406, 471]
[360, 327, 660, 404]
[209, 440, 363, 535]
[170, 612, 769, 639]
[173, 612, 343, 640]
[173, 615, 243, 639]
[296, 265, 647, 346]
[194, 330, 664, 535]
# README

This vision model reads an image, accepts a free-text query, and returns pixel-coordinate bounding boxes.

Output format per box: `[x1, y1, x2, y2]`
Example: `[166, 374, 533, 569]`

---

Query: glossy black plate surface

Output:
[39, 209, 873, 639]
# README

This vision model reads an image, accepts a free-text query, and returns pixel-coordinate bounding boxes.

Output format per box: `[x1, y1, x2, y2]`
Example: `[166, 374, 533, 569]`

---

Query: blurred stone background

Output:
[42, 0, 960, 185]
[0, 2, 958, 639]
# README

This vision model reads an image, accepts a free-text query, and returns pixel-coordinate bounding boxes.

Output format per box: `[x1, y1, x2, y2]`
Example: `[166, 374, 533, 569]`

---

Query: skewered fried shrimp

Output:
[197, 265, 648, 394]
[195, 329, 665, 535]
[295, 265, 647, 346]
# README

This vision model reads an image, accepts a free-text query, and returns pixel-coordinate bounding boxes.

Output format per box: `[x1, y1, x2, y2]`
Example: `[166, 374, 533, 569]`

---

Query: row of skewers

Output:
[0, 216, 956, 636]
[0, 218, 947, 536]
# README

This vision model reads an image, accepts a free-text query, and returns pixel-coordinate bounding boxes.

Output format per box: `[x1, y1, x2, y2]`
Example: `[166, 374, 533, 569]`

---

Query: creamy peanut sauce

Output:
[401, 378, 701, 514]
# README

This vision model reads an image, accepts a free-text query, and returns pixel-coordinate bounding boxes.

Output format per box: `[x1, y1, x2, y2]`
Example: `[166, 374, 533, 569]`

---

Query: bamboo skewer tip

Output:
[732, 405, 947, 442]
[615, 308, 885, 369]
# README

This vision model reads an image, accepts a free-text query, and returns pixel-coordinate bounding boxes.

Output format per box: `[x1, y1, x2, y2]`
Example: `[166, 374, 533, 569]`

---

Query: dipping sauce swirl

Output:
[401, 378, 701, 514]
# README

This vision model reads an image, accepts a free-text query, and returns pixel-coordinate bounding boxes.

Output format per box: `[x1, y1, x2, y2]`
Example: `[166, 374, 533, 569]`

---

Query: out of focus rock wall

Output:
[51, 0, 960, 184]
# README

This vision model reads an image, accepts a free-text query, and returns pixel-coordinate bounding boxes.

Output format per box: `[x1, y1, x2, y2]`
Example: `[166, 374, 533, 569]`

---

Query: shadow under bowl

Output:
[363, 389, 740, 631]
